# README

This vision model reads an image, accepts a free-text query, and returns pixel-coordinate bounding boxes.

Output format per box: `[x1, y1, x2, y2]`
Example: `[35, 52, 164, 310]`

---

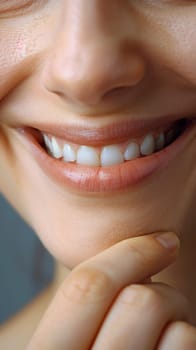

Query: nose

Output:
[42, 1, 146, 109]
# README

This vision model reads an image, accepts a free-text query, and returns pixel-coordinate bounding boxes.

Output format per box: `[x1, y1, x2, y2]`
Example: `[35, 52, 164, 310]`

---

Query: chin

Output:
[29, 192, 187, 269]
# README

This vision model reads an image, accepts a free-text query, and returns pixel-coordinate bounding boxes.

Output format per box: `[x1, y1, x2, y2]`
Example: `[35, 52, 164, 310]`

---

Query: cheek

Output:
[0, 12, 54, 101]
[0, 27, 30, 100]
[139, 6, 196, 85]
[163, 25, 196, 84]
[166, 23, 196, 84]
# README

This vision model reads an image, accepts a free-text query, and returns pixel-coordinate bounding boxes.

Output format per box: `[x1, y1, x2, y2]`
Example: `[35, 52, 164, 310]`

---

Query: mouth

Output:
[16, 116, 196, 194]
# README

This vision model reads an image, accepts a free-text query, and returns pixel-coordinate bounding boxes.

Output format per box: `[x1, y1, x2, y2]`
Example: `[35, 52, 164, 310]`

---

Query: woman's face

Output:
[0, 1, 196, 268]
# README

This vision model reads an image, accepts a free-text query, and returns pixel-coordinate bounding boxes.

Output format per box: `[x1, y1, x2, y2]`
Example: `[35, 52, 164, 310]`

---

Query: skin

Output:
[0, 0, 196, 347]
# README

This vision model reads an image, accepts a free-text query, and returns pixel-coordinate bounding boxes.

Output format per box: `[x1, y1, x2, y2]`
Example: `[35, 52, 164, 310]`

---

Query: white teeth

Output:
[165, 129, 175, 145]
[140, 134, 155, 156]
[42, 123, 176, 167]
[124, 142, 140, 160]
[77, 146, 100, 166]
[101, 145, 124, 166]
[51, 137, 63, 158]
[155, 132, 165, 151]
[43, 134, 52, 150]
[63, 144, 76, 162]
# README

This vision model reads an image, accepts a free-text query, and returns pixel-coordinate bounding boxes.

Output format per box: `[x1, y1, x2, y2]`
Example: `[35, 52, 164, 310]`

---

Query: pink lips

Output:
[17, 117, 196, 194]
[24, 114, 182, 146]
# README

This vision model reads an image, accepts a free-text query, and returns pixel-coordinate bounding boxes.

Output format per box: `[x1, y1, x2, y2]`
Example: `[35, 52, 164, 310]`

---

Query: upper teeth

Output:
[42, 127, 176, 167]
[101, 145, 124, 166]
[140, 134, 155, 156]
[77, 145, 100, 166]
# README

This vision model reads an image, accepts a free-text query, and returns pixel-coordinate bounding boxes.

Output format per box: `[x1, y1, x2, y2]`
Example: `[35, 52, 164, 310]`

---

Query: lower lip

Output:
[17, 121, 196, 194]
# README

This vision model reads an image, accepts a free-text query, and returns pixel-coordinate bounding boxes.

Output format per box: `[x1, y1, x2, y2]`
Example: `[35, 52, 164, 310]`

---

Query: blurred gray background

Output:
[0, 194, 55, 324]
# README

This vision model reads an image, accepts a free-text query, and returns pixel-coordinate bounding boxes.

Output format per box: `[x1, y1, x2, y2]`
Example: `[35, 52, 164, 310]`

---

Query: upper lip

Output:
[24, 114, 194, 146]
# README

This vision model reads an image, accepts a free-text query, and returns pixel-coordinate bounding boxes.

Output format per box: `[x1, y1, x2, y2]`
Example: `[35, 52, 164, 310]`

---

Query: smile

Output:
[42, 119, 186, 167]
[17, 116, 196, 194]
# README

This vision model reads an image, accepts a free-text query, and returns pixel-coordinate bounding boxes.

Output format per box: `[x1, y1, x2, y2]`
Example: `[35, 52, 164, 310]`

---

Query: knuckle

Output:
[166, 321, 196, 347]
[118, 284, 163, 310]
[176, 292, 190, 317]
[152, 282, 190, 317]
[61, 265, 114, 304]
[125, 240, 154, 267]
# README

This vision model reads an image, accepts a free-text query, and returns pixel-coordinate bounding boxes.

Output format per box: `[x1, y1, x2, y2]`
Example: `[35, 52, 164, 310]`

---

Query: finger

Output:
[91, 282, 189, 350]
[158, 321, 196, 349]
[28, 232, 179, 350]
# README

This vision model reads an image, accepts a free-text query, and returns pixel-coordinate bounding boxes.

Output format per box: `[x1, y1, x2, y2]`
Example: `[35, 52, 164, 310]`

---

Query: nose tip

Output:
[43, 43, 146, 107]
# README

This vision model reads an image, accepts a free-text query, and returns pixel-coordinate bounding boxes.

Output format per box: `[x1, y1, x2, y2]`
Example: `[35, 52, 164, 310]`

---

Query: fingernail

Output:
[155, 232, 180, 250]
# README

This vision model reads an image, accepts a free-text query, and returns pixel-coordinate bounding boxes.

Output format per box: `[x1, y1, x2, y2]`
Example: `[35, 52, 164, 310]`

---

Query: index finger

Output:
[28, 232, 179, 350]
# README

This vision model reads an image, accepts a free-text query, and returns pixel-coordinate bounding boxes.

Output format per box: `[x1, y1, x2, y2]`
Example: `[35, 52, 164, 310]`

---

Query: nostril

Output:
[41, 40, 147, 107]
[103, 86, 132, 100]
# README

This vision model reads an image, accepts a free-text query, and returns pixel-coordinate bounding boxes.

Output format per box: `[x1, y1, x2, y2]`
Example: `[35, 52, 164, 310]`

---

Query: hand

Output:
[27, 232, 196, 349]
